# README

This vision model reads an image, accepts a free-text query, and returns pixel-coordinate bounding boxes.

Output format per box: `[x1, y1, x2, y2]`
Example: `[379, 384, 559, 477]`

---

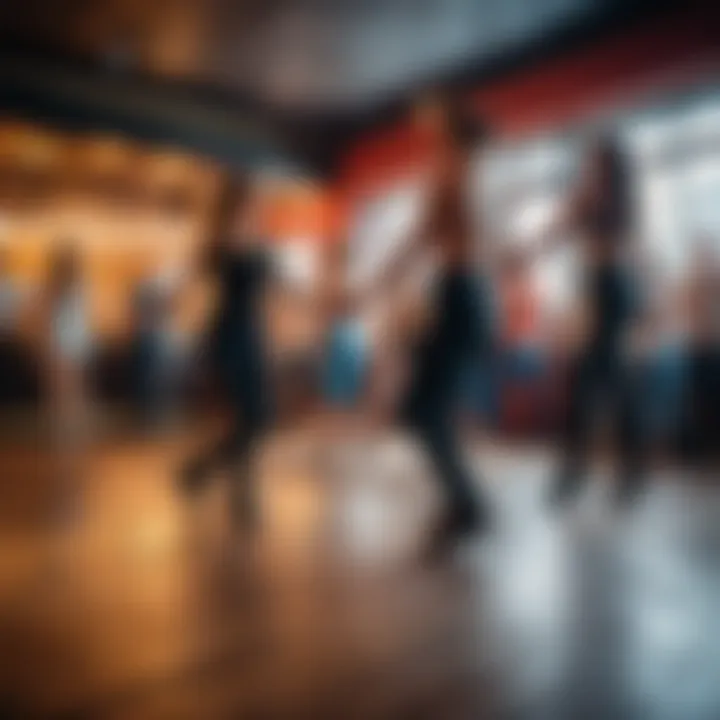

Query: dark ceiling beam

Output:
[311, 0, 689, 166]
[0, 52, 309, 174]
[0, 0, 696, 179]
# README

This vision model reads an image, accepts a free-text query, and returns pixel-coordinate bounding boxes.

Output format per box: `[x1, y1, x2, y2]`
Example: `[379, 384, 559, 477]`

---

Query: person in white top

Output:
[0, 245, 21, 336]
[0, 244, 28, 406]
[42, 242, 92, 522]
[48, 258, 91, 366]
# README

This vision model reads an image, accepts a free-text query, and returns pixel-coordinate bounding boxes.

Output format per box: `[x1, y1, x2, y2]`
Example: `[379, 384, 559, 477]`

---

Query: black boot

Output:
[615, 470, 645, 509]
[548, 464, 584, 509]
[177, 456, 212, 496]
[423, 499, 491, 562]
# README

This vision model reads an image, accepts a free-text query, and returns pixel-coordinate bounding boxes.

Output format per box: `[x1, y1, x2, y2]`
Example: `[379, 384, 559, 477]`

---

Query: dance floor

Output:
[0, 428, 719, 719]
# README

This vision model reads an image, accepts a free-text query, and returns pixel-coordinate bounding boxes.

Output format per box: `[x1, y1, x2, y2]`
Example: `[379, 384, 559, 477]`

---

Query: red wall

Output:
[339, 5, 720, 198]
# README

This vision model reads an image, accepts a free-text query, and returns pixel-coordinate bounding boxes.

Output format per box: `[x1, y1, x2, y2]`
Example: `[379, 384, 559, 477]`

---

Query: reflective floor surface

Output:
[0, 431, 719, 719]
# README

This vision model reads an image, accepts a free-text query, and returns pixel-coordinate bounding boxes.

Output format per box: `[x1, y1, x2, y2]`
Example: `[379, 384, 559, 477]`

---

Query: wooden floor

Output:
[0, 428, 719, 719]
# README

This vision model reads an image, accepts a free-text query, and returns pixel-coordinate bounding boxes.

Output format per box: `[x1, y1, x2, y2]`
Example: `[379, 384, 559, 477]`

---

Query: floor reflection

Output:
[0, 434, 718, 718]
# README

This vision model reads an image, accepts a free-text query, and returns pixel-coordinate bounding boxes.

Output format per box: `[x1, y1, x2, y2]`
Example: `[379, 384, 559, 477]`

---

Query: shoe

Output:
[177, 459, 209, 497]
[548, 468, 583, 509]
[423, 502, 491, 563]
[51, 486, 83, 530]
[615, 476, 645, 509]
[230, 481, 259, 531]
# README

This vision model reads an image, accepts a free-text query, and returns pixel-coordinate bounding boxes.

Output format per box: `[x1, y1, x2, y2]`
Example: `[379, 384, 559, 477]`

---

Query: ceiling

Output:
[0, 0, 653, 110]
[0, 0, 688, 172]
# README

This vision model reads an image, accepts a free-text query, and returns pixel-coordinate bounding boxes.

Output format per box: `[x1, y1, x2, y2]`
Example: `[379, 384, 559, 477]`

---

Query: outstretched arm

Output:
[351, 180, 440, 311]
[355, 235, 427, 312]
[526, 195, 580, 263]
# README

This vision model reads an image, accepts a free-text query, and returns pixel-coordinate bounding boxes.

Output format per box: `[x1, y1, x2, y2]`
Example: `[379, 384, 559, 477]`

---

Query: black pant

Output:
[401, 271, 494, 523]
[408, 408, 481, 523]
[188, 329, 271, 482]
[561, 266, 644, 486]
[133, 333, 167, 424]
[680, 344, 720, 464]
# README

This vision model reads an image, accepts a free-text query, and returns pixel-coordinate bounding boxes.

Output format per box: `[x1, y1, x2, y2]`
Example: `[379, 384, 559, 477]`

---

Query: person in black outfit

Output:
[368, 94, 496, 549]
[400, 266, 495, 541]
[131, 277, 171, 429]
[179, 176, 273, 523]
[680, 242, 720, 470]
[532, 135, 645, 506]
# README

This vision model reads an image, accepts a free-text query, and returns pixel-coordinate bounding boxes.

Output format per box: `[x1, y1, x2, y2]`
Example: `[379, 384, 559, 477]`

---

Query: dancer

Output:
[681, 239, 720, 473]
[0, 244, 27, 406]
[178, 175, 274, 525]
[42, 242, 92, 521]
[530, 134, 645, 506]
[307, 95, 494, 552]
[367, 94, 496, 549]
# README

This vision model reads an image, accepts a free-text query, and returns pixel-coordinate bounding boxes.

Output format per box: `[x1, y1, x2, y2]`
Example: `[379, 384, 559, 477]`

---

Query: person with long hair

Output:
[178, 175, 274, 525]
[680, 238, 720, 473]
[531, 134, 646, 506]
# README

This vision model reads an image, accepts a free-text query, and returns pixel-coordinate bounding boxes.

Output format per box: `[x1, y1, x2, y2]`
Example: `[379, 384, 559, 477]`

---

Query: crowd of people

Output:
[0, 94, 718, 548]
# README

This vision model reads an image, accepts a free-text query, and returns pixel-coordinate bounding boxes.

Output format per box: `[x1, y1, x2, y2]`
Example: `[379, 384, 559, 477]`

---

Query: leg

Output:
[180, 344, 232, 492]
[48, 358, 88, 523]
[225, 374, 272, 527]
[226, 420, 263, 528]
[411, 410, 488, 535]
[615, 358, 646, 504]
[179, 414, 240, 493]
[180, 337, 267, 493]
[550, 346, 600, 505]
[679, 347, 719, 478]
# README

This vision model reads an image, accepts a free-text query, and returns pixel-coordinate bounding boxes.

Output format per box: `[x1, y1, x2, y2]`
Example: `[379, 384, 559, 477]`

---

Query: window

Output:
[483, 90, 720, 303]
[480, 137, 580, 316]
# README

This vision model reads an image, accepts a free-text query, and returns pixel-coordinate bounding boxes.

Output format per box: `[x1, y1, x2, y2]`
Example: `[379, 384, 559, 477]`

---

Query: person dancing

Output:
[367, 94, 497, 550]
[178, 175, 274, 525]
[531, 134, 646, 507]
[41, 242, 92, 522]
